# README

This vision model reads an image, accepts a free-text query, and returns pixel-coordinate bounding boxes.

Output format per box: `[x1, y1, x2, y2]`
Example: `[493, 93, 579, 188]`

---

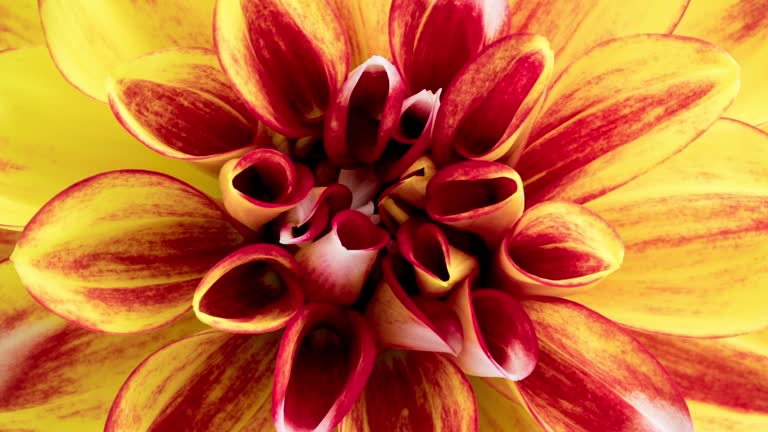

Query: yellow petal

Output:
[0, 47, 218, 229]
[575, 119, 768, 336]
[0, 0, 44, 51]
[39, 0, 215, 100]
[329, 0, 392, 66]
[469, 377, 543, 432]
[0, 229, 20, 261]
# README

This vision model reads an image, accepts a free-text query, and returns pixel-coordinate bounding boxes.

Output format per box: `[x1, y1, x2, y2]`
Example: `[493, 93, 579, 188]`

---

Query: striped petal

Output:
[494, 201, 624, 296]
[295, 210, 389, 305]
[0, 229, 19, 261]
[273, 304, 376, 432]
[278, 185, 353, 245]
[426, 161, 524, 248]
[515, 298, 694, 432]
[431, 34, 553, 166]
[0, 47, 218, 229]
[341, 351, 478, 432]
[676, 0, 768, 124]
[329, 0, 392, 66]
[0, 0, 44, 51]
[389, 0, 510, 93]
[447, 280, 538, 380]
[324, 56, 406, 167]
[193, 244, 304, 334]
[107, 47, 261, 169]
[632, 328, 768, 432]
[0, 261, 206, 432]
[470, 377, 543, 432]
[215, 0, 349, 138]
[366, 255, 463, 354]
[575, 119, 768, 336]
[11, 170, 244, 334]
[517, 34, 740, 205]
[107, 331, 279, 432]
[40, 0, 215, 100]
[219, 149, 314, 232]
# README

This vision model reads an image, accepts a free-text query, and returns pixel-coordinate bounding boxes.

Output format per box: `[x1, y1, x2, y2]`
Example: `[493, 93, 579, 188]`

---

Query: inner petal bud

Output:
[277, 184, 353, 245]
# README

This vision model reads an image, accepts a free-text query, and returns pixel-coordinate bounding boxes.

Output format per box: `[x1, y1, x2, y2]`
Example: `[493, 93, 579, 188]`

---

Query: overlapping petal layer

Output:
[329, 0, 392, 66]
[576, 119, 768, 336]
[470, 377, 543, 432]
[11, 170, 244, 333]
[0, 229, 19, 261]
[517, 34, 740, 205]
[0, 0, 44, 51]
[278, 184, 353, 245]
[40, 0, 215, 100]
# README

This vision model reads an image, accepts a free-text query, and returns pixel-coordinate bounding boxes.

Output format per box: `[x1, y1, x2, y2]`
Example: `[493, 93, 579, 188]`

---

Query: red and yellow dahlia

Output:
[1, 0, 767, 431]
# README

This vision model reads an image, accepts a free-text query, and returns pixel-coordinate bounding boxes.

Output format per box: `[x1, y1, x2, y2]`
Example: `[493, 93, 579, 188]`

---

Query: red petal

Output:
[278, 184, 353, 245]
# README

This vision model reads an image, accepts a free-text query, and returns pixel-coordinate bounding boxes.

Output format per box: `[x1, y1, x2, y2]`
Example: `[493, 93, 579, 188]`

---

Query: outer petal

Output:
[40, 0, 215, 100]
[273, 304, 376, 432]
[517, 34, 740, 205]
[676, 0, 768, 124]
[494, 201, 624, 296]
[341, 351, 478, 432]
[575, 119, 768, 336]
[215, 0, 350, 138]
[328, 0, 392, 66]
[107, 47, 261, 169]
[278, 185, 353, 245]
[0, 229, 19, 261]
[0, 261, 207, 432]
[0, 0, 44, 51]
[107, 331, 279, 432]
[515, 298, 694, 432]
[0, 47, 218, 229]
[11, 170, 244, 334]
[470, 377, 543, 432]
[431, 34, 553, 166]
[632, 329, 768, 432]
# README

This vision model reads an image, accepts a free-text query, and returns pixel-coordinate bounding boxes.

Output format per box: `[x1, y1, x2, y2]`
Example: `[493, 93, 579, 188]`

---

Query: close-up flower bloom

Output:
[1, 0, 767, 431]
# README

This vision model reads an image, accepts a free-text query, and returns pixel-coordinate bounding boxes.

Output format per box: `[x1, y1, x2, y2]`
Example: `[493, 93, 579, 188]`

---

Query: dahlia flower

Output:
[1, 0, 767, 431]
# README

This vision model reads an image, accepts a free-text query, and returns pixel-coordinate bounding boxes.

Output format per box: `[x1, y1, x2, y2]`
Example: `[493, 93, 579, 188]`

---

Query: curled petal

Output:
[494, 201, 624, 296]
[0, 0, 44, 51]
[107, 47, 260, 169]
[278, 184, 353, 245]
[273, 304, 376, 432]
[378, 157, 437, 231]
[389, 0, 510, 92]
[10, 170, 244, 334]
[432, 34, 553, 166]
[341, 351, 478, 432]
[296, 210, 389, 305]
[0, 229, 20, 261]
[366, 255, 463, 355]
[193, 244, 304, 334]
[324, 56, 406, 167]
[517, 34, 740, 205]
[328, 0, 392, 66]
[426, 161, 524, 248]
[219, 148, 314, 231]
[338, 168, 383, 209]
[215, 0, 349, 137]
[447, 281, 538, 380]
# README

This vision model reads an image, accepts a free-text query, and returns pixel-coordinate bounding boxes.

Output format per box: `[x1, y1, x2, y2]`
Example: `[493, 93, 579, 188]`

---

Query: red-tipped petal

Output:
[324, 56, 406, 168]
[494, 201, 624, 296]
[447, 281, 538, 380]
[219, 148, 314, 231]
[215, 0, 350, 138]
[278, 184, 353, 245]
[296, 210, 389, 305]
[432, 34, 553, 166]
[193, 244, 304, 334]
[273, 304, 376, 432]
[341, 351, 478, 432]
[10, 170, 244, 334]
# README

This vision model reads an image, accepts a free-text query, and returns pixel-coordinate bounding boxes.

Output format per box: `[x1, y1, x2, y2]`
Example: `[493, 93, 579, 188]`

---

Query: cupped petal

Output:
[107, 47, 261, 169]
[632, 328, 768, 432]
[426, 161, 524, 248]
[324, 56, 406, 167]
[328, 0, 392, 66]
[219, 148, 314, 231]
[341, 350, 478, 432]
[447, 281, 538, 380]
[575, 119, 768, 336]
[40, 0, 215, 100]
[389, 0, 510, 92]
[494, 201, 624, 296]
[273, 304, 376, 432]
[215, 0, 349, 138]
[0, 229, 19, 261]
[278, 185, 353, 245]
[0, 47, 218, 229]
[431, 34, 553, 166]
[517, 34, 740, 205]
[514, 298, 694, 432]
[365, 255, 463, 354]
[338, 168, 383, 210]
[193, 244, 304, 334]
[0, 0, 44, 51]
[470, 377, 543, 432]
[10, 170, 244, 334]
[107, 331, 279, 432]
[676, 0, 768, 124]
[296, 210, 389, 305]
